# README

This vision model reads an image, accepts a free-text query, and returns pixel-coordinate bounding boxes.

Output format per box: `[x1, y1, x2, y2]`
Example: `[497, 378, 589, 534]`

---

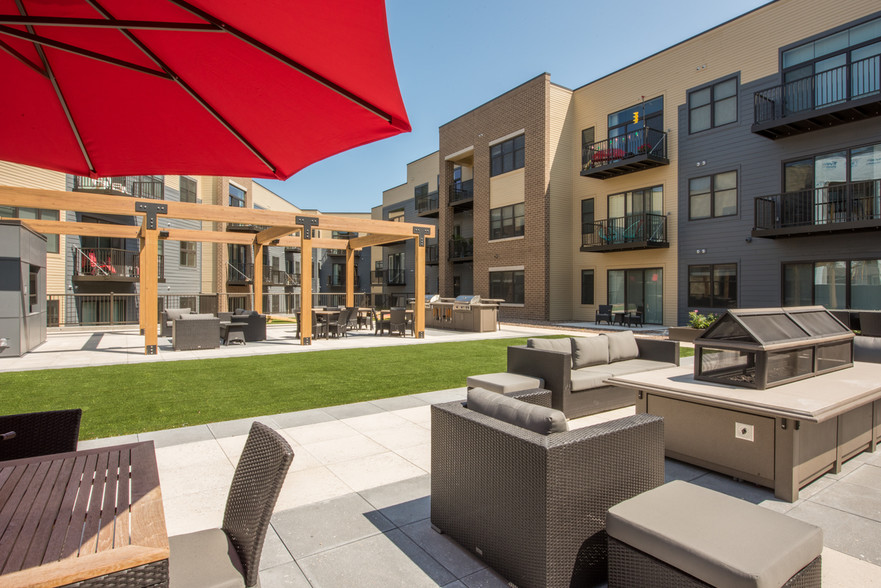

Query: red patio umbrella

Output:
[0, 0, 410, 179]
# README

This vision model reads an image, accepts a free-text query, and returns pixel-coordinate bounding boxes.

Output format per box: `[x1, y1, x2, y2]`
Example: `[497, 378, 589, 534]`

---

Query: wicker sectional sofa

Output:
[507, 331, 679, 419]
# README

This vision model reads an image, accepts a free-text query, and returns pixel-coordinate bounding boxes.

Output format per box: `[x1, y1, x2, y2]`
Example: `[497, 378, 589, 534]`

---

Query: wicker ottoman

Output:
[466, 372, 544, 394]
[607, 481, 823, 587]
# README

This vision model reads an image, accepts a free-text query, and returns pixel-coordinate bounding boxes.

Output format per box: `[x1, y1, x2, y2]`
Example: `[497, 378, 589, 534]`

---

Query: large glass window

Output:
[608, 96, 663, 138]
[688, 78, 737, 133]
[489, 203, 525, 240]
[490, 135, 525, 177]
[490, 270, 524, 304]
[179, 241, 197, 268]
[689, 171, 737, 219]
[229, 184, 246, 208]
[581, 198, 595, 238]
[688, 264, 738, 308]
[387, 252, 405, 285]
[783, 259, 881, 310]
[0, 207, 59, 253]
[608, 186, 663, 226]
[581, 270, 594, 305]
[180, 176, 197, 203]
[607, 268, 663, 324]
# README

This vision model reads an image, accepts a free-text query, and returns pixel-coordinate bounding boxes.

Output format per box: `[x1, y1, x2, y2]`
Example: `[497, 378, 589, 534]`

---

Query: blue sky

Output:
[257, 0, 771, 213]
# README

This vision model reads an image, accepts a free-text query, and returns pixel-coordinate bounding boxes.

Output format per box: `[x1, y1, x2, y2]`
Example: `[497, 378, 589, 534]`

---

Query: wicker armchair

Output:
[161, 308, 193, 337]
[231, 310, 267, 342]
[431, 390, 664, 588]
[169, 422, 294, 587]
[172, 314, 220, 351]
[595, 304, 613, 325]
[0, 409, 82, 461]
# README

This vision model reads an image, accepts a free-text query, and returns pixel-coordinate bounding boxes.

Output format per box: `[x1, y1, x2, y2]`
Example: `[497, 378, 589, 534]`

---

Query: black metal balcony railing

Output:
[426, 243, 439, 264]
[753, 55, 881, 138]
[73, 176, 164, 199]
[262, 267, 288, 285]
[449, 179, 473, 204]
[581, 128, 668, 179]
[416, 190, 439, 214]
[371, 270, 385, 286]
[449, 237, 474, 261]
[73, 246, 165, 279]
[386, 269, 406, 286]
[581, 213, 668, 252]
[285, 272, 301, 287]
[753, 180, 881, 237]
[228, 262, 253, 283]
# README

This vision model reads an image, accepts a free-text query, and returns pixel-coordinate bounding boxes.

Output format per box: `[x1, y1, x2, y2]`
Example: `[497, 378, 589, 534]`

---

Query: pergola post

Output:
[413, 227, 430, 338]
[135, 201, 166, 355]
[345, 247, 355, 308]
[253, 242, 264, 313]
[297, 216, 319, 345]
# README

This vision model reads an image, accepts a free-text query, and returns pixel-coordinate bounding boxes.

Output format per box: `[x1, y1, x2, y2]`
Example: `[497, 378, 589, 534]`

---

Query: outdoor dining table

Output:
[0, 441, 169, 587]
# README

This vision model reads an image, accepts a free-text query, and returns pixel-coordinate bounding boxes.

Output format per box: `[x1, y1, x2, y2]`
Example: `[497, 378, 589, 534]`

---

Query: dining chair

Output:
[375, 308, 389, 335]
[328, 308, 350, 338]
[345, 306, 359, 330]
[0, 409, 81, 461]
[389, 307, 408, 336]
[169, 422, 294, 588]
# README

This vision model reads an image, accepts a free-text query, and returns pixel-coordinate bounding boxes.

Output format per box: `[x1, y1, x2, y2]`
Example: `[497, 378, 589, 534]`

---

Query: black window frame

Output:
[179, 176, 197, 203]
[687, 263, 738, 308]
[489, 202, 525, 240]
[581, 269, 595, 305]
[688, 77, 738, 134]
[688, 170, 738, 220]
[607, 96, 664, 138]
[581, 198, 595, 236]
[179, 241, 197, 268]
[489, 269, 524, 304]
[782, 258, 881, 310]
[229, 184, 246, 208]
[490, 135, 525, 177]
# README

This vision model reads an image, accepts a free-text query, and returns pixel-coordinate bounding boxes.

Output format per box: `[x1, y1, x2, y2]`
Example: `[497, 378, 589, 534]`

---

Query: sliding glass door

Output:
[608, 268, 663, 324]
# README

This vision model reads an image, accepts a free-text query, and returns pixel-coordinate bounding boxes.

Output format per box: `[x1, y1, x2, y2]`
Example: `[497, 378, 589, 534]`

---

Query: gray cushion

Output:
[526, 337, 572, 355]
[607, 481, 823, 588]
[467, 372, 544, 393]
[854, 336, 881, 363]
[467, 387, 568, 435]
[602, 331, 639, 362]
[165, 308, 192, 321]
[601, 359, 674, 376]
[570, 369, 613, 391]
[571, 336, 609, 369]
[169, 528, 246, 588]
[179, 313, 217, 321]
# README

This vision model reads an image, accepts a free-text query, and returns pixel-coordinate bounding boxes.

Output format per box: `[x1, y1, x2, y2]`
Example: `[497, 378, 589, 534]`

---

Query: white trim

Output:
[488, 265, 524, 272]
[488, 129, 525, 147]
[445, 146, 475, 161]
[488, 235, 524, 244]
[229, 180, 248, 191]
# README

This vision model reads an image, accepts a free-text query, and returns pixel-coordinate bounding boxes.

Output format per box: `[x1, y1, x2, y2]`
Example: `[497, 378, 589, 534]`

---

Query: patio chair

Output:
[231, 310, 267, 342]
[375, 308, 390, 335]
[297, 310, 327, 340]
[172, 314, 220, 351]
[626, 305, 645, 328]
[0, 409, 81, 461]
[388, 307, 408, 336]
[161, 308, 193, 337]
[328, 308, 350, 338]
[345, 306, 360, 330]
[431, 389, 664, 588]
[595, 304, 613, 325]
[169, 422, 294, 588]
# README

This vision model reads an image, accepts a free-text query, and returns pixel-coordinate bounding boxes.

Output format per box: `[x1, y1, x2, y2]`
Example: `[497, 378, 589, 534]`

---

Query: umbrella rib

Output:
[0, 15, 222, 32]
[167, 0, 397, 125]
[84, 0, 279, 176]
[13, 0, 95, 173]
[0, 36, 47, 77]
[0, 25, 171, 79]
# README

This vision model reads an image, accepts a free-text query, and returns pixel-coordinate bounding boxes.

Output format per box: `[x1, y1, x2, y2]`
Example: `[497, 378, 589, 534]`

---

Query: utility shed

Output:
[0, 219, 47, 357]
[694, 306, 853, 389]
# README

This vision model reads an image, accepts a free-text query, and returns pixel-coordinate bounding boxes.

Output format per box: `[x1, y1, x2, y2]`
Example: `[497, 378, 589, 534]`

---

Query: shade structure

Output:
[0, 0, 410, 179]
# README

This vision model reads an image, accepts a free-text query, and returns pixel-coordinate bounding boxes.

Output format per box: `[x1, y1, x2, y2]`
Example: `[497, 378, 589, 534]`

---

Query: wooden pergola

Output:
[0, 186, 435, 354]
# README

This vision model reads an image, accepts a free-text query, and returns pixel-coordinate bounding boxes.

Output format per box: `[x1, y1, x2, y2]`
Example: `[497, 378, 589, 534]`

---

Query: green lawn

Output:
[0, 337, 694, 440]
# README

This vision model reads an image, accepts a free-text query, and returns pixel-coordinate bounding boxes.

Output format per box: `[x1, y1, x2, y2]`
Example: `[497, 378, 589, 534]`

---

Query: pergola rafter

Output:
[0, 185, 434, 354]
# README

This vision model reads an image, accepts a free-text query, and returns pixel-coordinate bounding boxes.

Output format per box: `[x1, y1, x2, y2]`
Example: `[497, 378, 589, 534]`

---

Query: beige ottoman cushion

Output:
[466, 372, 544, 393]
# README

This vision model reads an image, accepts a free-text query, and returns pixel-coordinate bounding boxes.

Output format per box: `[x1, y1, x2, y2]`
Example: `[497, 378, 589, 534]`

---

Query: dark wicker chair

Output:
[172, 314, 220, 351]
[375, 308, 389, 335]
[328, 308, 350, 338]
[389, 307, 408, 336]
[859, 311, 881, 337]
[296, 310, 327, 340]
[431, 390, 664, 588]
[595, 304, 613, 325]
[160, 308, 193, 337]
[169, 422, 294, 588]
[231, 310, 267, 342]
[0, 409, 82, 461]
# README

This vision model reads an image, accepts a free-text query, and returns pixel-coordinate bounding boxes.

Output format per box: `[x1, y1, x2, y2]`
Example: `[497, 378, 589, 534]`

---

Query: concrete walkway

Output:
[4, 326, 881, 586]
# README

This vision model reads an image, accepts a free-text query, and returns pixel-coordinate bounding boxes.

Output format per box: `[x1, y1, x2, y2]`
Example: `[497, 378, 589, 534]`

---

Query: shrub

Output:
[687, 310, 718, 329]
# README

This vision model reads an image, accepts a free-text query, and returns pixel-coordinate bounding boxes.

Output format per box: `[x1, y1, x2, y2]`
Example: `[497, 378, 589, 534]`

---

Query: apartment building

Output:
[419, 0, 881, 326]
[372, 152, 440, 306]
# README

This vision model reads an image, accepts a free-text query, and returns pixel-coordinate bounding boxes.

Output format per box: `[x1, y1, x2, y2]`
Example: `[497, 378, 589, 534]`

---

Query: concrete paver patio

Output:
[4, 325, 881, 586]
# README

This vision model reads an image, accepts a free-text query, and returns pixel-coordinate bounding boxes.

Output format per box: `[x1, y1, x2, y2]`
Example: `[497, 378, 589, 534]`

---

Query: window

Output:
[608, 186, 663, 219]
[581, 127, 595, 166]
[414, 183, 428, 199]
[0, 207, 59, 253]
[229, 184, 246, 208]
[689, 171, 737, 219]
[688, 78, 737, 133]
[388, 208, 405, 222]
[490, 135, 525, 177]
[490, 270, 524, 304]
[581, 199, 595, 235]
[688, 264, 738, 308]
[387, 252, 405, 285]
[29, 265, 38, 313]
[581, 270, 595, 305]
[608, 96, 663, 138]
[783, 259, 881, 310]
[180, 176, 197, 203]
[608, 268, 663, 324]
[179, 241, 197, 268]
[489, 203, 524, 240]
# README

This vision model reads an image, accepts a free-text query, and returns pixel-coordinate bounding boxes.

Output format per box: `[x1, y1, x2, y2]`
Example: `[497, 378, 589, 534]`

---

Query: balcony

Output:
[426, 243, 439, 265]
[580, 213, 669, 252]
[371, 270, 385, 287]
[449, 237, 473, 262]
[285, 272, 301, 287]
[416, 190, 439, 218]
[227, 262, 253, 284]
[581, 128, 668, 180]
[449, 179, 473, 210]
[327, 274, 361, 290]
[752, 180, 881, 238]
[72, 247, 163, 281]
[262, 267, 288, 286]
[752, 55, 881, 139]
[73, 176, 164, 199]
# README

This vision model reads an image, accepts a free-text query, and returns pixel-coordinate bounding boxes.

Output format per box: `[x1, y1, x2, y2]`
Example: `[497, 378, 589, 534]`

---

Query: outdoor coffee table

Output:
[220, 321, 246, 345]
[608, 362, 881, 502]
[0, 441, 169, 587]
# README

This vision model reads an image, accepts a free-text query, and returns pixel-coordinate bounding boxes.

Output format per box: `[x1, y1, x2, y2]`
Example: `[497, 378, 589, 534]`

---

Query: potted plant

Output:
[668, 310, 718, 343]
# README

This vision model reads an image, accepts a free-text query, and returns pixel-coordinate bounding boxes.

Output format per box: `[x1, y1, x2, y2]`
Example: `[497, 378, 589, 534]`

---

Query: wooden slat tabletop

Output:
[0, 442, 169, 588]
